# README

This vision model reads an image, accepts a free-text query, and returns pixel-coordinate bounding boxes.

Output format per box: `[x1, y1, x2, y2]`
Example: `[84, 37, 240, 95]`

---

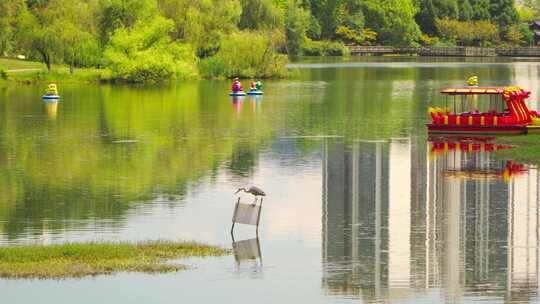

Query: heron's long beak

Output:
[234, 188, 242, 194]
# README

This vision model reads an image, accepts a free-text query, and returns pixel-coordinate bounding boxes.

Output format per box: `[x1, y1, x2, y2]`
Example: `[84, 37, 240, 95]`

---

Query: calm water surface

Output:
[1, 57, 540, 303]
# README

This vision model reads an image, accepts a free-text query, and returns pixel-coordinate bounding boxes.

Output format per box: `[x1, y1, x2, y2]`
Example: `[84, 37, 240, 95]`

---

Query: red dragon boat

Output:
[427, 86, 540, 135]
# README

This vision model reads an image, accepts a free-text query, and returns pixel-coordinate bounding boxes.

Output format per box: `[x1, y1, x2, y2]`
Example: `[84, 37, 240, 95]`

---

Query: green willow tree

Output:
[285, 0, 310, 54]
[104, 16, 197, 82]
[238, 0, 283, 30]
[158, 0, 241, 57]
[98, 0, 158, 45]
[0, 0, 25, 56]
[14, 0, 99, 72]
[0, 0, 529, 79]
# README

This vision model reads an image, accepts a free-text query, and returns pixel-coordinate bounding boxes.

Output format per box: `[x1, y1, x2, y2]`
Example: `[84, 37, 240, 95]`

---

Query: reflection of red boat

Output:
[441, 161, 526, 182]
[429, 136, 513, 153]
[429, 136, 527, 182]
[427, 86, 540, 134]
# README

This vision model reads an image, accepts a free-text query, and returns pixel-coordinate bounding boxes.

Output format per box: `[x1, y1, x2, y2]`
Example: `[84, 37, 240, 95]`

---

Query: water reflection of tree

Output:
[0, 83, 273, 240]
[227, 144, 258, 177]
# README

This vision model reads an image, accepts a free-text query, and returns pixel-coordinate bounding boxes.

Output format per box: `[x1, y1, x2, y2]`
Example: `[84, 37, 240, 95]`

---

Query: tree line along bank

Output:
[0, 0, 536, 83]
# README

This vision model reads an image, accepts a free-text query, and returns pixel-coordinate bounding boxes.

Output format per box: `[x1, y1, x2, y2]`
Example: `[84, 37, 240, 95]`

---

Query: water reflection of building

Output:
[321, 137, 539, 302]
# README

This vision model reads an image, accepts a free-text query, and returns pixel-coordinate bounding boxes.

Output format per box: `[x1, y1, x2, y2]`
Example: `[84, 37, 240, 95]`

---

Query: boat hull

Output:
[247, 90, 263, 95]
[42, 95, 60, 100]
[229, 92, 246, 96]
[427, 124, 527, 135]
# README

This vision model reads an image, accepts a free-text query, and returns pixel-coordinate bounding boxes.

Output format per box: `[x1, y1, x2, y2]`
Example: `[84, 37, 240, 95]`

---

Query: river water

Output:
[1, 57, 540, 303]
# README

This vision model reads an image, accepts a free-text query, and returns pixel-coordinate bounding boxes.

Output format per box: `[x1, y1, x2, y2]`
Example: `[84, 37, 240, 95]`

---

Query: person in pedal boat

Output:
[231, 78, 243, 92]
[45, 83, 58, 96]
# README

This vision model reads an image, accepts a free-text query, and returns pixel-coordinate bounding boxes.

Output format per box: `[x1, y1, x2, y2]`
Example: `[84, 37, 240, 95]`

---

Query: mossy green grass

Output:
[0, 241, 229, 279]
[0, 58, 46, 70]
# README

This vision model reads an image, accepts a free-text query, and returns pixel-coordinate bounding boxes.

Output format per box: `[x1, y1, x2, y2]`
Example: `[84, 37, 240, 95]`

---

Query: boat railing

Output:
[429, 108, 522, 126]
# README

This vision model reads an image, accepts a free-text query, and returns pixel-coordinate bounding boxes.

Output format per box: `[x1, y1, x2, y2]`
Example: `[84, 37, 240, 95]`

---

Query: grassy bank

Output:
[0, 241, 228, 279]
[494, 135, 540, 165]
[0, 58, 111, 84]
[0, 58, 45, 70]
[1, 40, 295, 83]
[6, 69, 112, 84]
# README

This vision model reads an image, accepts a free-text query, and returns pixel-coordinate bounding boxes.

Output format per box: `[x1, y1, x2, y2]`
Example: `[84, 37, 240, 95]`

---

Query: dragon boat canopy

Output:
[427, 86, 540, 135]
[440, 87, 505, 95]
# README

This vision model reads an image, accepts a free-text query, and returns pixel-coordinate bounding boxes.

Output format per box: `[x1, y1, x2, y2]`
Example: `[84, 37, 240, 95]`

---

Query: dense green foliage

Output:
[0, 0, 538, 82]
[285, 0, 310, 55]
[158, 0, 241, 57]
[363, 0, 421, 46]
[300, 39, 349, 55]
[199, 30, 288, 78]
[436, 18, 500, 46]
[104, 16, 197, 83]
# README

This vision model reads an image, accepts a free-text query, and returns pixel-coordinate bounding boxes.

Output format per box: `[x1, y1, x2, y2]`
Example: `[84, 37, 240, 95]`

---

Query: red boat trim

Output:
[427, 124, 526, 135]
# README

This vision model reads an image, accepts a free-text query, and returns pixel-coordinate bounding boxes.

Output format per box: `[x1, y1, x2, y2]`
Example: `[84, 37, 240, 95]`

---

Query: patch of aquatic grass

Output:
[0, 241, 229, 279]
[494, 135, 540, 165]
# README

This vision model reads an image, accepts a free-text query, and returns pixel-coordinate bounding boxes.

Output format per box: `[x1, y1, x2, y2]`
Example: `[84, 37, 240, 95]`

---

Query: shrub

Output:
[198, 56, 226, 78]
[0, 65, 7, 80]
[436, 18, 499, 46]
[519, 23, 534, 46]
[300, 39, 323, 56]
[432, 39, 456, 48]
[300, 39, 349, 56]
[419, 34, 439, 46]
[322, 41, 349, 56]
[207, 30, 288, 78]
[104, 16, 198, 83]
[362, 28, 378, 45]
[473, 21, 499, 46]
[504, 24, 524, 46]
[335, 26, 363, 44]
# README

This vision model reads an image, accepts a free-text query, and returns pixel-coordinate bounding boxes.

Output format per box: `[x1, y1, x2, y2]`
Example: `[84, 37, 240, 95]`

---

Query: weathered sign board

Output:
[231, 197, 263, 233]
[232, 237, 261, 262]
